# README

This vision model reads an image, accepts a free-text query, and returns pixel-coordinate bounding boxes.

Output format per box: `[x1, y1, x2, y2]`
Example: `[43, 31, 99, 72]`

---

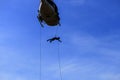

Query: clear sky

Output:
[0, 0, 120, 80]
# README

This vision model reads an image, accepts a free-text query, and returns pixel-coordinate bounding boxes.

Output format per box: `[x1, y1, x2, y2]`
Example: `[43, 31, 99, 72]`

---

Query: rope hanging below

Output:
[40, 27, 42, 80]
[57, 42, 63, 80]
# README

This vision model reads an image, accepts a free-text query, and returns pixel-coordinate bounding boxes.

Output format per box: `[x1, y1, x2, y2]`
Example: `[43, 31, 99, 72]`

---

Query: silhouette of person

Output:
[47, 37, 62, 43]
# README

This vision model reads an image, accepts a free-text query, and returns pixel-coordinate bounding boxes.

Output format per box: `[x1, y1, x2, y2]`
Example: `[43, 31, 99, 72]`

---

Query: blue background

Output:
[0, 0, 120, 80]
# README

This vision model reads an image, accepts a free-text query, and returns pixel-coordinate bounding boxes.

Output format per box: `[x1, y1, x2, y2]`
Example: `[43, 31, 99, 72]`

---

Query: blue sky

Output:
[0, 0, 120, 80]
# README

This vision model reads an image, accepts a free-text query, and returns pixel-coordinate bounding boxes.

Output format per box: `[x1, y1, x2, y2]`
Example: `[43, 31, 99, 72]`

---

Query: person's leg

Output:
[50, 40, 52, 43]
[58, 40, 62, 42]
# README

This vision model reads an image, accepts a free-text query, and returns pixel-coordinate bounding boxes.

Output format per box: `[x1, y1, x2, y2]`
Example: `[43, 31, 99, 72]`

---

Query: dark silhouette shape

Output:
[47, 0, 60, 21]
[37, 0, 60, 27]
[37, 10, 44, 27]
[46, 0, 59, 15]
[47, 37, 62, 43]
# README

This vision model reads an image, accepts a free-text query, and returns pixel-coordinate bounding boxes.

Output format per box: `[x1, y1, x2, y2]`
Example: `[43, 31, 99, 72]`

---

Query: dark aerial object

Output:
[47, 37, 62, 43]
[37, 0, 60, 27]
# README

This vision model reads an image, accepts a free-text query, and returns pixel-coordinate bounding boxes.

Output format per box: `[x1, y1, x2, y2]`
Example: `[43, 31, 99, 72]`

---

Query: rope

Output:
[55, 26, 59, 36]
[38, 1, 42, 80]
[57, 42, 63, 80]
[40, 27, 42, 80]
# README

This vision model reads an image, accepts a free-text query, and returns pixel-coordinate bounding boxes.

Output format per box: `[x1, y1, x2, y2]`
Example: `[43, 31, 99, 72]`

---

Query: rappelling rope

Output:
[40, 26, 42, 80]
[38, 1, 42, 80]
[57, 42, 63, 80]
[55, 26, 59, 36]
[55, 2, 63, 79]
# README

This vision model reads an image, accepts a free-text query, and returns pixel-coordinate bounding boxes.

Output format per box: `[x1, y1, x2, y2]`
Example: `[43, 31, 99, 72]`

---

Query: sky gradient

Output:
[0, 0, 120, 80]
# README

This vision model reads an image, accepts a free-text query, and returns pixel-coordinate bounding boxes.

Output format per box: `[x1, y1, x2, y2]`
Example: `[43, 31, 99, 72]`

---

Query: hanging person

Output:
[47, 37, 62, 43]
